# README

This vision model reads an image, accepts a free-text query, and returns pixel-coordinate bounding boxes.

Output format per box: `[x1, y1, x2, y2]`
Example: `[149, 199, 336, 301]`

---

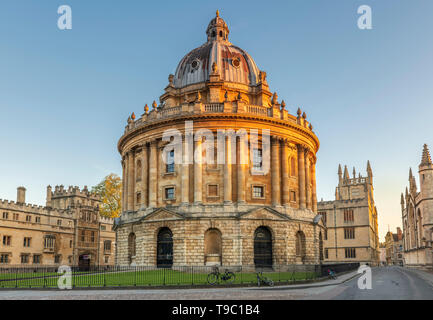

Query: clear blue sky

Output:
[1, 0, 432, 240]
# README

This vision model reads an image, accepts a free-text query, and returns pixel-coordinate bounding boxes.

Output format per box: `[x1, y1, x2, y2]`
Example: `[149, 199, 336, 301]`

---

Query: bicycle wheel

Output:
[207, 273, 219, 285]
[267, 279, 274, 287]
[224, 272, 235, 284]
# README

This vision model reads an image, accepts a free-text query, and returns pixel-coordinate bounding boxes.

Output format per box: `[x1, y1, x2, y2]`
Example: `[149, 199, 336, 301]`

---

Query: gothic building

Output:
[0, 186, 115, 268]
[401, 144, 433, 269]
[114, 12, 325, 268]
[317, 162, 380, 266]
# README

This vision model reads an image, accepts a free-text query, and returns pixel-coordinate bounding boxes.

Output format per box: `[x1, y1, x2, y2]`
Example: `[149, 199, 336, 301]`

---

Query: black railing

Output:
[0, 263, 360, 289]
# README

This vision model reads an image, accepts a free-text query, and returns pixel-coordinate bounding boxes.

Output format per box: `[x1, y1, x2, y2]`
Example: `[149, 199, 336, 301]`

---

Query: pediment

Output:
[140, 208, 184, 222]
[239, 207, 289, 220]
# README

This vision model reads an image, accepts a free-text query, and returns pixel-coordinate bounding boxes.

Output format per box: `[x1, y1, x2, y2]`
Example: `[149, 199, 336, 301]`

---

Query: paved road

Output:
[0, 267, 431, 300]
[326, 266, 433, 300]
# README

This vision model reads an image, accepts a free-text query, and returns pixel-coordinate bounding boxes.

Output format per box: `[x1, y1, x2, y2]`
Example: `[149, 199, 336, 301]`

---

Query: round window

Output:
[232, 58, 240, 68]
[191, 59, 200, 70]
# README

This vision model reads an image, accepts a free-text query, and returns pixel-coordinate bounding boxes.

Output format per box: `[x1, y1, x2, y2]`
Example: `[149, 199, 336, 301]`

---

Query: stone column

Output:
[127, 150, 135, 211]
[141, 144, 149, 208]
[298, 144, 306, 209]
[224, 135, 232, 204]
[194, 138, 203, 204]
[237, 134, 247, 203]
[305, 150, 311, 210]
[122, 157, 127, 212]
[312, 159, 317, 212]
[181, 135, 190, 204]
[281, 140, 290, 206]
[271, 137, 281, 206]
[148, 141, 158, 208]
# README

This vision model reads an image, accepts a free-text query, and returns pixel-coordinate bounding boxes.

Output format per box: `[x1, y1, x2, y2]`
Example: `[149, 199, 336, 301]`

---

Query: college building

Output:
[0, 186, 115, 268]
[317, 162, 380, 266]
[401, 144, 433, 269]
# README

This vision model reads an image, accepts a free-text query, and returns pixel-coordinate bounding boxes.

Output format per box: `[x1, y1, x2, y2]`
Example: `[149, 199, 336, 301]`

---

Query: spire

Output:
[409, 167, 413, 179]
[343, 165, 349, 180]
[421, 144, 432, 166]
[367, 160, 373, 177]
[353, 167, 356, 179]
[401, 193, 405, 205]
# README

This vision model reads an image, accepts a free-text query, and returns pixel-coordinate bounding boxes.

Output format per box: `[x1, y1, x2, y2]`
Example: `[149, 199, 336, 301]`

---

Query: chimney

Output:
[397, 227, 403, 240]
[17, 187, 26, 204]
[46, 185, 52, 208]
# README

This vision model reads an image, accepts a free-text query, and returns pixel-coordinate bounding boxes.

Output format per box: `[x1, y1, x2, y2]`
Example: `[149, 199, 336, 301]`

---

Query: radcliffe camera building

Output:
[0, 186, 115, 268]
[401, 144, 433, 269]
[114, 12, 325, 268]
[317, 162, 380, 266]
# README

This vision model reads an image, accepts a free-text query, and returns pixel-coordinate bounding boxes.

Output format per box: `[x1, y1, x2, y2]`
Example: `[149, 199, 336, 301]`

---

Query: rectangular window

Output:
[44, 235, 55, 249]
[290, 191, 296, 202]
[2, 236, 11, 246]
[253, 186, 264, 198]
[325, 249, 329, 259]
[165, 187, 175, 200]
[2, 212, 8, 219]
[345, 248, 356, 258]
[343, 209, 354, 222]
[23, 237, 31, 247]
[0, 254, 9, 264]
[324, 229, 328, 241]
[21, 254, 29, 264]
[105, 256, 109, 264]
[81, 230, 85, 242]
[33, 255, 41, 264]
[91, 231, 95, 243]
[344, 228, 355, 239]
[104, 240, 111, 251]
[54, 255, 61, 264]
[35, 216, 41, 224]
[166, 150, 175, 173]
[13, 213, 19, 221]
[252, 149, 263, 169]
[26, 215, 31, 222]
[57, 219, 62, 226]
[208, 185, 218, 197]
[101, 225, 106, 231]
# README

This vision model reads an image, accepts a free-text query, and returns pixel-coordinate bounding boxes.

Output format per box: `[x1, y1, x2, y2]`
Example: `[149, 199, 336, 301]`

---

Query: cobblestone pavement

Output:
[0, 267, 431, 300]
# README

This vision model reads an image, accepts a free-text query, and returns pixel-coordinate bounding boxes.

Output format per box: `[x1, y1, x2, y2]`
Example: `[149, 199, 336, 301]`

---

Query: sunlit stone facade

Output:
[401, 144, 433, 270]
[114, 12, 324, 268]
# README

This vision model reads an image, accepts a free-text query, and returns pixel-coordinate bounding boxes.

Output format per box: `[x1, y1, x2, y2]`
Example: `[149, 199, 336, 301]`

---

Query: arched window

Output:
[254, 227, 273, 268]
[290, 157, 296, 176]
[418, 209, 423, 244]
[157, 228, 173, 268]
[295, 231, 306, 261]
[204, 229, 222, 265]
[136, 160, 142, 181]
[128, 233, 136, 260]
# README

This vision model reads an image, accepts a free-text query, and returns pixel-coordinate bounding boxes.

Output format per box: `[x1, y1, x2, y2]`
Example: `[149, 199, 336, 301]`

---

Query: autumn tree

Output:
[92, 173, 122, 218]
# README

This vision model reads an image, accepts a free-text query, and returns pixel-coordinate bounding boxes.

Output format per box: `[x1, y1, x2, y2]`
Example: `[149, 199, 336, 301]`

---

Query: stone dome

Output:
[173, 11, 261, 89]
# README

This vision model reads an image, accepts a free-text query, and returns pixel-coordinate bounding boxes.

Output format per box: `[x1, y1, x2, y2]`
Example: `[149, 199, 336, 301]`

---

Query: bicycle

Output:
[207, 267, 236, 285]
[327, 269, 337, 280]
[256, 272, 274, 287]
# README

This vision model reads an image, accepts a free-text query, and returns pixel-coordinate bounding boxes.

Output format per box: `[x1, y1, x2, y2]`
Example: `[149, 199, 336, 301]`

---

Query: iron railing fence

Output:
[0, 263, 360, 289]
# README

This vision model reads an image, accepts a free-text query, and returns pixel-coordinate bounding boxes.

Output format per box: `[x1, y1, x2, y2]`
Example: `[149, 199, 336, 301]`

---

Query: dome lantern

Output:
[206, 10, 229, 42]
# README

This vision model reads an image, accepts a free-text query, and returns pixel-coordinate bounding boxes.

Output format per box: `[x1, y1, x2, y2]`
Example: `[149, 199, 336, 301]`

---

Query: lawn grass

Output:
[0, 269, 319, 288]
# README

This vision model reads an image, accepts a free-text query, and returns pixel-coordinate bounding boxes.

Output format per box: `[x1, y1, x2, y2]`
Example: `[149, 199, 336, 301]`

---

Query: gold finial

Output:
[216, 10, 220, 17]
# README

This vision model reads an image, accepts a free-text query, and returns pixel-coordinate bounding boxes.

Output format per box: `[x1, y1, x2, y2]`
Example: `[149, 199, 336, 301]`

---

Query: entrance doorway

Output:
[157, 228, 173, 268]
[254, 227, 273, 269]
